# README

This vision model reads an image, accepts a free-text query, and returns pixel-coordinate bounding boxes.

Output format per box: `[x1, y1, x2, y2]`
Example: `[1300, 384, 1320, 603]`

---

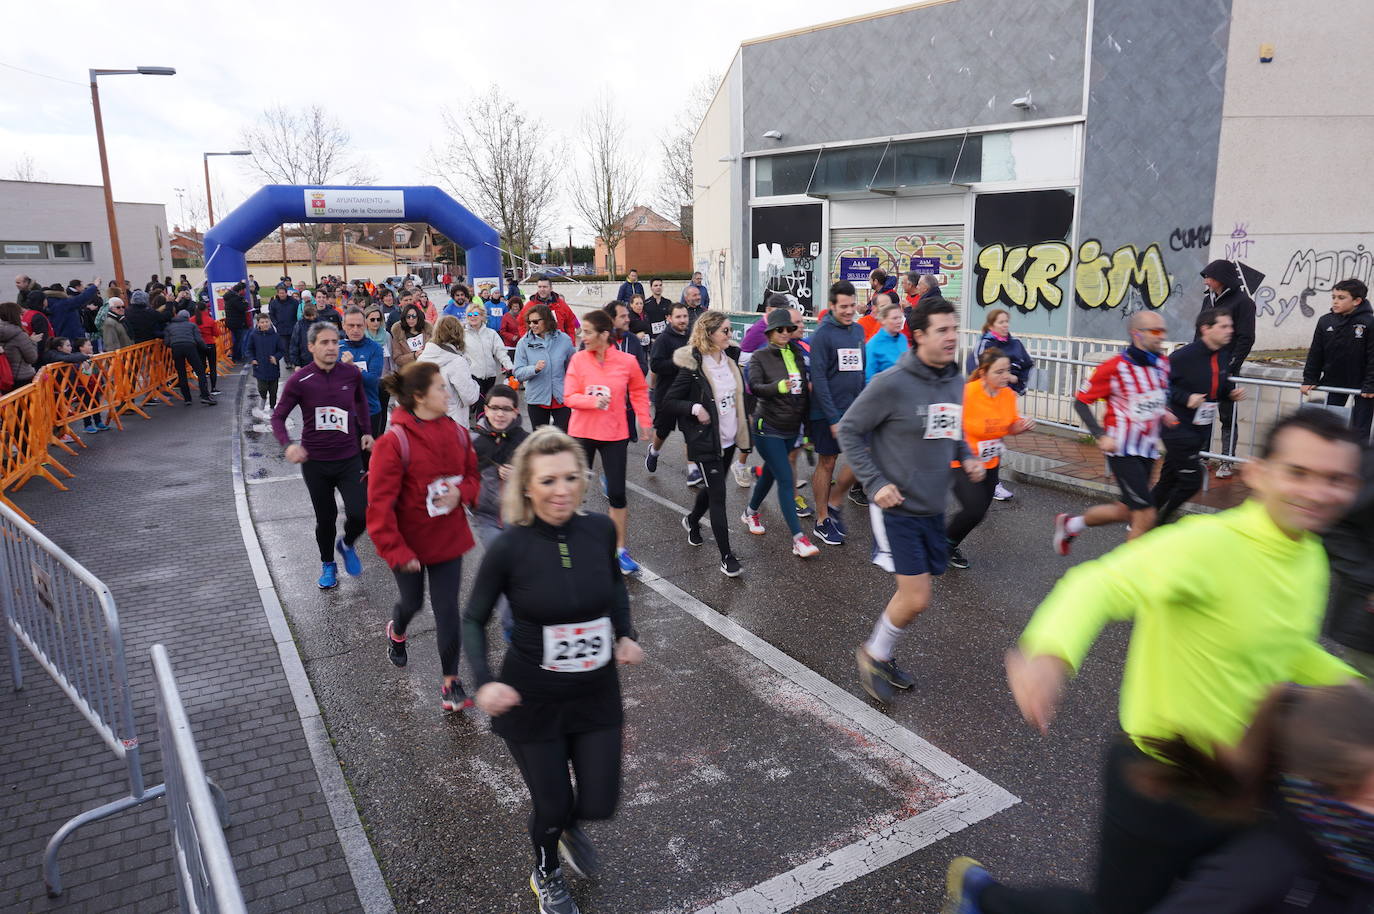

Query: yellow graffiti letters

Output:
[974, 241, 1071, 312]
[1074, 241, 1171, 310]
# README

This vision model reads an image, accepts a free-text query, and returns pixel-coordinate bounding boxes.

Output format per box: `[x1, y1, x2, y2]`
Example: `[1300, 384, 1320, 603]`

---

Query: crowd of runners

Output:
[251, 266, 1374, 913]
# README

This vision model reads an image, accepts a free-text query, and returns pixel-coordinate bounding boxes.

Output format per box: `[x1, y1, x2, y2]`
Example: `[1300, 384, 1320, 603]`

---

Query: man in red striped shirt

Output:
[1054, 311, 1172, 554]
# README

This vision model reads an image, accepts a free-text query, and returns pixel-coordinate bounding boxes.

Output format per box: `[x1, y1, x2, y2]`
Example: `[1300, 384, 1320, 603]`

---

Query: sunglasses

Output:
[367, 316, 382, 322]
[1136, 327, 1167, 337]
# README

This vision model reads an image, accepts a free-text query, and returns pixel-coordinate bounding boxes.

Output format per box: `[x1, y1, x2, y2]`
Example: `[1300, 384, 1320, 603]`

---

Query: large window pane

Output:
[810, 145, 886, 194]
[884, 135, 983, 187]
[755, 151, 818, 197]
[49, 242, 91, 260]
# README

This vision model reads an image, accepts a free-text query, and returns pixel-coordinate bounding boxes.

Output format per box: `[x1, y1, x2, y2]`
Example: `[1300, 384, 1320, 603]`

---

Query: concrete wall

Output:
[692, 52, 744, 311]
[1208, 0, 1374, 350]
[0, 180, 171, 291]
[738, 0, 1088, 154]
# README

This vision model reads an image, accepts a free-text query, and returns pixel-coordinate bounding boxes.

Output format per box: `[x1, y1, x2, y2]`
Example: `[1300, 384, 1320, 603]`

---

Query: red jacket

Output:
[366, 408, 480, 568]
[521, 294, 579, 338]
[499, 308, 524, 347]
[192, 311, 221, 344]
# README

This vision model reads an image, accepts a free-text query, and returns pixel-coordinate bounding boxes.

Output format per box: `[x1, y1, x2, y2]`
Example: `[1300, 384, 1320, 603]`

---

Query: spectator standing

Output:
[223, 282, 250, 359]
[1324, 443, 1374, 678]
[681, 270, 710, 309]
[45, 281, 100, 342]
[1302, 278, 1374, 443]
[616, 269, 644, 304]
[123, 290, 165, 343]
[163, 308, 215, 406]
[101, 298, 133, 351]
[0, 301, 39, 389]
[248, 311, 285, 417]
[1198, 259, 1258, 472]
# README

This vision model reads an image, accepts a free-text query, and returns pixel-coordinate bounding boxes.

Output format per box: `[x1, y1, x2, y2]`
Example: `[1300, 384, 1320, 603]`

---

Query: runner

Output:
[742, 307, 820, 558]
[270, 321, 373, 589]
[463, 427, 644, 914]
[663, 311, 751, 576]
[642, 277, 674, 344]
[945, 349, 1035, 570]
[1053, 310, 1172, 554]
[564, 310, 652, 575]
[603, 301, 647, 374]
[500, 293, 527, 348]
[808, 280, 868, 545]
[1324, 442, 1374, 680]
[418, 315, 480, 428]
[523, 275, 580, 338]
[340, 307, 387, 442]
[470, 384, 529, 640]
[464, 301, 514, 408]
[967, 308, 1035, 501]
[645, 303, 702, 486]
[945, 409, 1365, 914]
[1153, 307, 1246, 524]
[514, 304, 575, 431]
[367, 361, 481, 711]
[863, 295, 909, 380]
[839, 297, 983, 703]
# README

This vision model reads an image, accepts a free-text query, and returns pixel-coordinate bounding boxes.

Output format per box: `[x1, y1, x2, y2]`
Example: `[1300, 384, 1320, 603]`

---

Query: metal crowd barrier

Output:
[151, 644, 245, 914]
[0, 500, 230, 896]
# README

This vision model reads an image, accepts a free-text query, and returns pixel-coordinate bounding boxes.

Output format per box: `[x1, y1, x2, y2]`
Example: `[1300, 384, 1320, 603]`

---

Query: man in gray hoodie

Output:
[838, 297, 984, 703]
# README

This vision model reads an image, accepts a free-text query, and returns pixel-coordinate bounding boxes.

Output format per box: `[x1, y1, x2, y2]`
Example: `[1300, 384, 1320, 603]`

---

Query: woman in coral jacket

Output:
[563, 309, 652, 575]
[367, 360, 482, 712]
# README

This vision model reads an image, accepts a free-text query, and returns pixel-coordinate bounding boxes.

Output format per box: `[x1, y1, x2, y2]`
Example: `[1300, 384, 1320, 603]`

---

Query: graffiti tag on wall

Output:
[1255, 243, 1373, 328]
[973, 240, 1173, 313]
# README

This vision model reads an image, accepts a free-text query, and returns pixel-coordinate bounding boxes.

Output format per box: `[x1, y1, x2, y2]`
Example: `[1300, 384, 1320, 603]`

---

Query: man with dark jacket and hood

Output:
[163, 309, 215, 405]
[268, 284, 299, 367]
[1302, 278, 1374, 442]
[123, 289, 165, 343]
[223, 282, 250, 360]
[46, 282, 100, 341]
[1198, 259, 1257, 472]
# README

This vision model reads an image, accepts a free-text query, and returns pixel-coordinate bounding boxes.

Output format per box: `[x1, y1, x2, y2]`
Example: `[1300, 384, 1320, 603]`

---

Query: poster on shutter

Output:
[840, 257, 880, 283]
[829, 226, 966, 308]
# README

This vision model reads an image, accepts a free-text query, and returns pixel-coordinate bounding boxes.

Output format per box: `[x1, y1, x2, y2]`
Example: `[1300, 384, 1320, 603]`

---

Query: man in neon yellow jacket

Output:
[946, 409, 1367, 914]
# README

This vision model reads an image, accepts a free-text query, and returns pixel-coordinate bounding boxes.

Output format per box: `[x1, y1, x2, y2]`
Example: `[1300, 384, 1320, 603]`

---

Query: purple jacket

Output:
[740, 317, 769, 354]
[271, 360, 369, 461]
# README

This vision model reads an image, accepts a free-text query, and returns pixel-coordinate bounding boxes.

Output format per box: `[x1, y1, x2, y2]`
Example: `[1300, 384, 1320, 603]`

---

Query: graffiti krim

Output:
[832, 234, 965, 277]
[974, 239, 1173, 313]
[1253, 243, 1374, 327]
[1169, 224, 1212, 251]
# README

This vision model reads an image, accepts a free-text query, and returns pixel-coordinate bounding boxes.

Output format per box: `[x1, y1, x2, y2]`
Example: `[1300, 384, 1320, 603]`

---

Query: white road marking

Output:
[245, 474, 301, 485]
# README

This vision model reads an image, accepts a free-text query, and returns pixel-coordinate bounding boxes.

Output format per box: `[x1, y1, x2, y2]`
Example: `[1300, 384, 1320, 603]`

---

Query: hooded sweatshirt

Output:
[1199, 259, 1257, 374]
[807, 311, 869, 424]
[418, 341, 480, 426]
[837, 349, 971, 516]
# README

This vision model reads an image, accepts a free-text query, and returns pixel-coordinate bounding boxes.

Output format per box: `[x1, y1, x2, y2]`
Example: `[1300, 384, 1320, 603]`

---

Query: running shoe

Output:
[616, 548, 640, 575]
[888, 657, 916, 690]
[993, 483, 1014, 501]
[720, 553, 743, 577]
[530, 868, 580, 914]
[645, 448, 659, 474]
[682, 514, 704, 547]
[848, 483, 869, 507]
[731, 462, 753, 488]
[336, 537, 363, 576]
[813, 517, 844, 546]
[1215, 463, 1234, 479]
[1052, 513, 1077, 556]
[183, 399, 195, 408]
[828, 506, 848, 538]
[251, 406, 269, 420]
[943, 857, 993, 914]
[796, 477, 808, 488]
[201, 398, 218, 407]
[794, 494, 813, 518]
[792, 533, 819, 558]
[947, 543, 971, 570]
[441, 680, 474, 712]
[317, 561, 339, 590]
[559, 825, 600, 877]
[386, 620, 407, 667]
[686, 465, 704, 487]
[855, 646, 896, 703]
[741, 509, 765, 535]
[94, 422, 112, 432]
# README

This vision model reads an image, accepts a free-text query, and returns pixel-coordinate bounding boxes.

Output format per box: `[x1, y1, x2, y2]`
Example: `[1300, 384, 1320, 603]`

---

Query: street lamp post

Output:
[566, 225, 573, 277]
[89, 66, 176, 287]
[203, 150, 252, 227]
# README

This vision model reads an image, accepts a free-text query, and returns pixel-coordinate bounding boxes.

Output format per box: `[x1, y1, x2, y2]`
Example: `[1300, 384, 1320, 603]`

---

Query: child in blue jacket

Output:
[248, 312, 285, 411]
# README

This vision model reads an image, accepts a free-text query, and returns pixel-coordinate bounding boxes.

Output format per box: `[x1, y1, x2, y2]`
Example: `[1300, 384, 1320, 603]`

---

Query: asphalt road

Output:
[241, 369, 1133, 914]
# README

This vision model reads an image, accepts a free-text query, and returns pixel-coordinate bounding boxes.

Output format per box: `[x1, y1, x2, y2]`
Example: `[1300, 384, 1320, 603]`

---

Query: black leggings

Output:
[171, 346, 210, 402]
[504, 727, 622, 873]
[529, 405, 571, 432]
[256, 378, 278, 407]
[300, 455, 368, 562]
[688, 445, 736, 558]
[947, 465, 1000, 546]
[1152, 437, 1204, 526]
[578, 438, 629, 509]
[391, 556, 464, 678]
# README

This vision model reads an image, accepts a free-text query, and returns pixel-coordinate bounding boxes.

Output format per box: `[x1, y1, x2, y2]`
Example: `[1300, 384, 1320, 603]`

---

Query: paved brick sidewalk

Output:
[1, 372, 368, 913]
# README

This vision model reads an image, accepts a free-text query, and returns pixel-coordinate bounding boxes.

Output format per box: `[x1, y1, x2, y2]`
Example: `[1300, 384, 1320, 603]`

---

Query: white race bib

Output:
[541, 617, 612, 673]
[651, 320, 667, 336]
[406, 334, 424, 353]
[586, 384, 611, 409]
[425, 475, 464, 517]
[977, 438, 1004, 460]
[315, 405, 349, 433]
[1192, 401, 1218, 425]
[837, 348, 862, 372]
[1128, 389, 1166, 423]
[924, 402, 961, 440]
[718, 392, 736, 413]
[787, 372, 803, 395]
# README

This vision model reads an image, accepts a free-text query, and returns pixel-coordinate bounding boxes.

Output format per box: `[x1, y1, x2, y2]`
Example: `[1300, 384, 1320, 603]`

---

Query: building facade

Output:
[0, 180, 172, 290]
[595, 206, 692, 276]
[693, 0, 1374, 351]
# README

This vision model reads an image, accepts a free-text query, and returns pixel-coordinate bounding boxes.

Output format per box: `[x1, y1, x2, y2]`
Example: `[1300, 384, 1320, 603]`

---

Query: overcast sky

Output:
[1, 0, 885, 245]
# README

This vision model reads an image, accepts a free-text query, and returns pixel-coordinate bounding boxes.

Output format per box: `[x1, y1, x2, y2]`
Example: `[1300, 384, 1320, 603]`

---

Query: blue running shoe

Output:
[828, 506, 848, 538]
[317, 562, 339, 589]
[616, 548, 640, 575]
[685, 465, 704, 487]
[336, 537, 363, 576]
[943, 857, 993, 914]
[813, 517, 844, 546]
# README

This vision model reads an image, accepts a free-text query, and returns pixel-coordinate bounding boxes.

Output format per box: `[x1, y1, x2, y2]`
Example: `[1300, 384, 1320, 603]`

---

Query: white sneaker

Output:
[792, 533, 819, 558]
[252, 407, 269, 420]
[1215, 463, 1234, 479]
[993, 482, 1014, 501]
[741, 509, 765, 535]
[731, 462, 753, 488]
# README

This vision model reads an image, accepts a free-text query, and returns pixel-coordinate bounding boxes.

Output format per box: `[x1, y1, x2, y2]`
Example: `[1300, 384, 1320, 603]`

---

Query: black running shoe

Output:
[856, 646, 896, 703]
[888, 657, 916, 691]
[947, 543, 970, 570]
[530, 868, 580, 914]
[720, 553, 742, 577]
[558, 825, 600, 877]
[386, 620, 407, 667]
[848, 483, 868, 507]
[681, 515, 704, 547]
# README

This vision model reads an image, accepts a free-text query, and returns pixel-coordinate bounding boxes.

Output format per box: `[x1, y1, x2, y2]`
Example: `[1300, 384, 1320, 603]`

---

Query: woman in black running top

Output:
[463, 427, 644, 914]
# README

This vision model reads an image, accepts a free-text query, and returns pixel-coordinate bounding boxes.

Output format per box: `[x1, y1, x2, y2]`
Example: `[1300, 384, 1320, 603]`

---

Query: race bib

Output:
[488, 306, 503, 318]
[586, 384, 611, 409]
[977, 438, 1004, 460]
[1128, 389, 1166, 422]
[924, 403, 961, 440]
[1192, 401, 1218, 425]
[651, 321, 667, 335]
[837, 348, 862, 372]
[406, 335, 424, 352]
[718, 392, 736, 413]
[425, 475, 464, 517]
[315, 405, 349, 433]
[787, 371, 803, 395]
[541, 617, 612, 672]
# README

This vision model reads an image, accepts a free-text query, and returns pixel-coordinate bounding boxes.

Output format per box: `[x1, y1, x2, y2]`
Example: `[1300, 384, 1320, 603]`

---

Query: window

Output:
[874, 135, 982, 189]
[1, 241, 92, 262]
[636, 215, 648, 225]
[754, 133, 986, 198]
[49, 242, 91, 260]
[809, 145, 887, 195]
[754, 151, 818, 197]
[1, 242, 45, 261]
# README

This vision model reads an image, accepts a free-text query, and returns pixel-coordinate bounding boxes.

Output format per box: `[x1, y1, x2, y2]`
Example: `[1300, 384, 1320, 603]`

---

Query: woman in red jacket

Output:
[367, 360, 481, 711]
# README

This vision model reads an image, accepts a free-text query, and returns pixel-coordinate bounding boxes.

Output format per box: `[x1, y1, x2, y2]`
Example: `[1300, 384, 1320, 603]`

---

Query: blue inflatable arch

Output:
[202, 185, 502, 314]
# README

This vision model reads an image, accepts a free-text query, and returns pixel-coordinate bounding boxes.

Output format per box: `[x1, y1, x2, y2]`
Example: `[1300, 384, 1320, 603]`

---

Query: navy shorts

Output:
[1108, 455, 1156, 511]
[868, 506, 948, 577]
[806, 417, 842, 456]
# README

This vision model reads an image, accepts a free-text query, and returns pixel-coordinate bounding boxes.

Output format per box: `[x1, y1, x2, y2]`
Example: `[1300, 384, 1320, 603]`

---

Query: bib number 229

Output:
[542, 617, 612, 672]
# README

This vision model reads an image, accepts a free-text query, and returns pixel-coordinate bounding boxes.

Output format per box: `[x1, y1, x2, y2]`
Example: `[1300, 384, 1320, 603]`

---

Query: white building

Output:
[0, 180, 172, 292]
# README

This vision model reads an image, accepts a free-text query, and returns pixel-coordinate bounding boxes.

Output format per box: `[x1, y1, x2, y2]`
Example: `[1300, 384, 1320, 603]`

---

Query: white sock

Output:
[648, 443, 660, 456]
[1066, 515, 1086, 535]
[864, 614, 904, 662]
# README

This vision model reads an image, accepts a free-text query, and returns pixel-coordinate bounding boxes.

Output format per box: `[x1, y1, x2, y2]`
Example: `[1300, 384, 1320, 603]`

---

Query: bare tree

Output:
[571, 93, 642, 280]
[428, 86, 558, 274]
[8, 153, 46, 182]
[655, 74, 721, 245]
[239, 104, 373, 284]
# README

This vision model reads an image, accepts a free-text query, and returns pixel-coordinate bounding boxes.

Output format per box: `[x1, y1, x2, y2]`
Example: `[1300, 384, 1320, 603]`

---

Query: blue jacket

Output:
[247, 328, 285, 381]
[865, 329, 909, 382]
[807, 313, 868, 423]
[616, 280, 644, 303]
[681, 282, 710, 309]
[966, 331, 1034, 394]
[513, 330, 575, 407]
[268, 295, 297, 343]
[290, 320, 314, 366]
[483, 297, 507, 332]
[339, 336, 385, 414]
[48, 285, 99, 340]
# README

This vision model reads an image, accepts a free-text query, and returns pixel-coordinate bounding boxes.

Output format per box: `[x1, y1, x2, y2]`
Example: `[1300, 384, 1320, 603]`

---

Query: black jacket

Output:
[472, 417, 530, 522]
[223, 290, 249, 331]
[124, 301, 165, 343]
[746, 341, 810, 437]
[1164, 340, 1235, 439]
[648, 325, 689, 405]
[1324, 446, 1374, 653]
[162, 314, 207, 351]
[1303, 301, 1374, 393]
[662, 345, 751, 461]
[1198, 260, 1258, 375]
[612, 330, 647, 374]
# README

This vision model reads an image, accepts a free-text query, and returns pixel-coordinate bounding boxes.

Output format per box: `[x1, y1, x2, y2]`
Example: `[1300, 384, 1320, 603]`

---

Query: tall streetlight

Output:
[90, 66, 176, 287]
[566, 225, 573, 277]
[203, 150, 251, 227]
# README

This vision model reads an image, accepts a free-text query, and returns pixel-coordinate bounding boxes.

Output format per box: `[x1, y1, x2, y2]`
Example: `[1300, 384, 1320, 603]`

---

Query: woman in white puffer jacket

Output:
[418, 315, 481, 427]
[462, 303, 513, 408]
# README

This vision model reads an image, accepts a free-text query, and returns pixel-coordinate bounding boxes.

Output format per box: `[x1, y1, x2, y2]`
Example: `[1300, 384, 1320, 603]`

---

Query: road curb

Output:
[228, 368, 396, 914]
